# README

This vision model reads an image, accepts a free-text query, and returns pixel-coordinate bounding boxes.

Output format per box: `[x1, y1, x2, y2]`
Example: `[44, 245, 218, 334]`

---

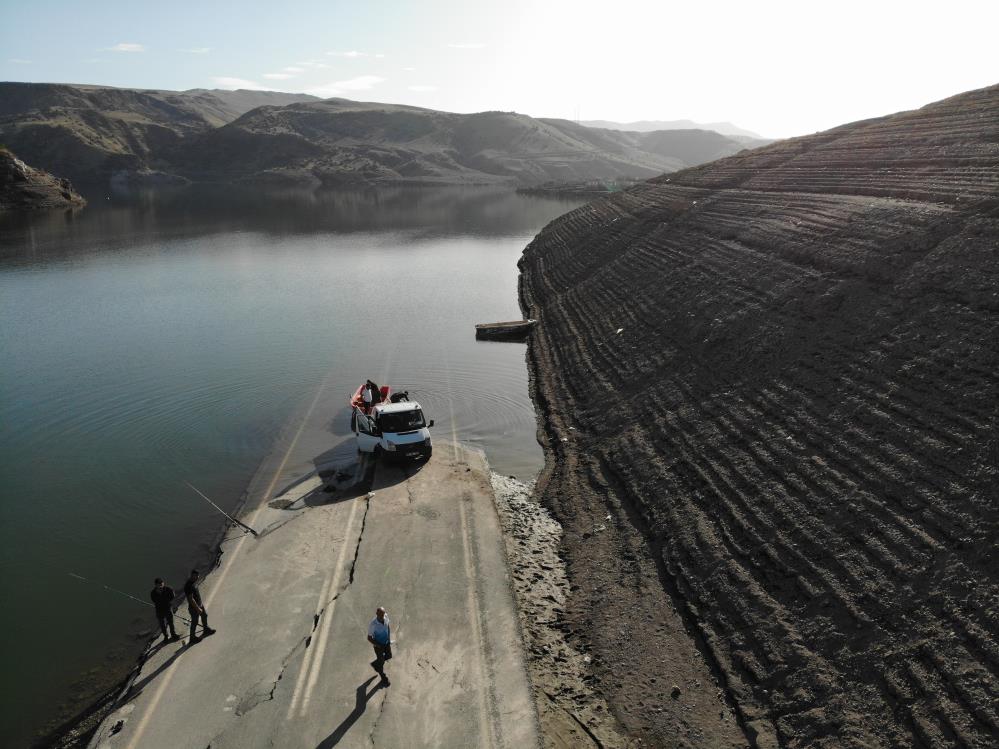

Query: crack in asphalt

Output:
[348, 495, 371, 585]
[235, 635, 311, 717]
[367, 688, 390, 748]
[307, 494, 373, 632]
[403, 465, 416, 505]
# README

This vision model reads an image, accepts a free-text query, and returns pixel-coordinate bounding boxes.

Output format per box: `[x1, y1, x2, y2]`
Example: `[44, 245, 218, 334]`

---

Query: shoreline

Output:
[42, 474, 289, 747]
[44, 383, 365, 749]
[518, 242, 747, 747]
[490, 474, 631, 747]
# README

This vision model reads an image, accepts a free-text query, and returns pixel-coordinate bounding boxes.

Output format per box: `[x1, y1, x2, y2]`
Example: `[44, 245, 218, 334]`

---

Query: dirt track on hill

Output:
[518, 85, 999, 748]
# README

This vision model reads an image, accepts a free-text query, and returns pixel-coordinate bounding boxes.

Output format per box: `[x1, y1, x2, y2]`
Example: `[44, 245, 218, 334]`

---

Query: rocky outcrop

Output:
[0, 148, 86, 210]
[519, 84, 999, 748]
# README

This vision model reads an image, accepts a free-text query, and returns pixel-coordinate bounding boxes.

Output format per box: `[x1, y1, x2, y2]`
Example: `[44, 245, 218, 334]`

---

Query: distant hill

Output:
[0, 147, 86, 210]
[0, 83, 318, 184]
[163, 88, 321, 127]
[0, 83, 766, 187]
[177, 99, 763, 186]
[581, 117, 767, 140]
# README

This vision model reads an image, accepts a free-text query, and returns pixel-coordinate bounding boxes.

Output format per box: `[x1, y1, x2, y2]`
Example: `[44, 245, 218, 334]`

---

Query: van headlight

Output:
[385, 440, 397, 451]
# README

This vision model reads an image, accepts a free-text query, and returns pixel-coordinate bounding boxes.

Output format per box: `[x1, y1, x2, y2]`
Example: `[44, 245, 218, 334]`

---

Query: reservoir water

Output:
[0, 185, 584, 746]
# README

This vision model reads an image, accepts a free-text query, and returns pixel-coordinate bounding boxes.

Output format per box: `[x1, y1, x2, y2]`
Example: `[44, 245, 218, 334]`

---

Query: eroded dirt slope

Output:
[518, 84, 999, 748]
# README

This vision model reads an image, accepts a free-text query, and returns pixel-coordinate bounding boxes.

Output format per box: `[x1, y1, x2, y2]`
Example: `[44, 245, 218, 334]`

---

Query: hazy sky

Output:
[2, 0, 996, 138]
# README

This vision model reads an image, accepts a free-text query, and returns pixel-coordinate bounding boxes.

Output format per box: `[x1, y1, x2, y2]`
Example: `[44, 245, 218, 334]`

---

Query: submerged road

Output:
[90, 440, 537, 748]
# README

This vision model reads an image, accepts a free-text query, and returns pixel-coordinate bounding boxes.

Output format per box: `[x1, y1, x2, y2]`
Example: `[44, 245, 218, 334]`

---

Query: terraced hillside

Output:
[519, 84, 999, 748]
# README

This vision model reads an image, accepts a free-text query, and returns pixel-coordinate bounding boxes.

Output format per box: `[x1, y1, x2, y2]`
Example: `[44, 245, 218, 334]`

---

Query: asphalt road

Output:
[89, 438, 538, 749]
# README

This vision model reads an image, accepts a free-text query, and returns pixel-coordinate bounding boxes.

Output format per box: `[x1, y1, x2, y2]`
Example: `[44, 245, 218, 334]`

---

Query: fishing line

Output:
[68, 572, 192, 625]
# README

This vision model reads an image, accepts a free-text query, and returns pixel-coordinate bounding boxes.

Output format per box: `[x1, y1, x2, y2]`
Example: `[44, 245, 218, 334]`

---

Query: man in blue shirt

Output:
[366, 607, 391, 682]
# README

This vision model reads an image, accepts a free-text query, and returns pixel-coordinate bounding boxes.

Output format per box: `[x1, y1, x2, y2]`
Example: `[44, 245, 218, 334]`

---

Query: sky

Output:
[1, 0, 996, 138]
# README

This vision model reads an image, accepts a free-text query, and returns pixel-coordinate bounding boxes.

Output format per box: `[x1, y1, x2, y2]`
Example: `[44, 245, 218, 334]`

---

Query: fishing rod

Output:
[68, 573, 191, 625]
[184, 481, 259, 537]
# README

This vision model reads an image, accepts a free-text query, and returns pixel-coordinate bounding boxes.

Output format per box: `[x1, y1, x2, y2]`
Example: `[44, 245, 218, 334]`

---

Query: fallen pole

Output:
[184, 481, 259, 537]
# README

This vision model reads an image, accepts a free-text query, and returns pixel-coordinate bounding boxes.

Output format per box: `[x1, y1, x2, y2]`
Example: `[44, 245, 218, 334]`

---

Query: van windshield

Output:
[378, 409, 426, 433]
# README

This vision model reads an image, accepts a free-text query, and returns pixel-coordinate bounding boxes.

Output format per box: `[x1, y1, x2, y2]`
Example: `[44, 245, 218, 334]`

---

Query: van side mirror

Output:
[428, 420, 435, 428]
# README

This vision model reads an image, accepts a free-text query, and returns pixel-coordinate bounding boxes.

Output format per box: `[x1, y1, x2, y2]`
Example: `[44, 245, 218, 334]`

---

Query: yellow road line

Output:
[458, 495, 495, 749]
[290, 497, 362, 717]
[284, 542, 341, 719]
[440, 341, 459, 460]
[124, 374, 331, 749]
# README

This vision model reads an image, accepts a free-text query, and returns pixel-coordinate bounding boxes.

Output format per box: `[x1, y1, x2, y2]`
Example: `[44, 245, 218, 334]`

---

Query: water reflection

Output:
[0, 185, 581, 264]
[0, 185, 585, 747]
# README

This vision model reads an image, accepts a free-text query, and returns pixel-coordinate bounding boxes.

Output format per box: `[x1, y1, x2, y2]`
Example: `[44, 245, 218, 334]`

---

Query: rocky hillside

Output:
[0, 147, 86, 210]
[0, 83, 760, 187]
[519, 84, 999, 748]
[0, 83, 317, 184]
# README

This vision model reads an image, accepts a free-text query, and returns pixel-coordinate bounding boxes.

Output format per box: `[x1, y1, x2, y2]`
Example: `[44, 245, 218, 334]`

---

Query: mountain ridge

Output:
[581, 117, 767, 140]
[0, 82, 763, 188]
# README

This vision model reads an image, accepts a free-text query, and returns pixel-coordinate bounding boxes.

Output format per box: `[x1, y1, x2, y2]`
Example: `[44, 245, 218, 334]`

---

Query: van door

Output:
[354, 409, 381, 453]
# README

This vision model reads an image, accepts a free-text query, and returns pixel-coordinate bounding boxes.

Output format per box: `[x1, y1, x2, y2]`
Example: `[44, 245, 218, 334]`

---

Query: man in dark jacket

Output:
[150, 578, 179, 642]
[184, 569, 216, 644]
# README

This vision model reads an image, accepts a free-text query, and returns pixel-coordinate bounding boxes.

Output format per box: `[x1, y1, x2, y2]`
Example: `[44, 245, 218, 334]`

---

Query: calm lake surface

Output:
[0, 185, 584, 746]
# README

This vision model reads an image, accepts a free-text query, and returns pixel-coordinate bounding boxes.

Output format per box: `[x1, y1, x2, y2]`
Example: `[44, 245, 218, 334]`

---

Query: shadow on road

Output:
[315, 676, 386, 748]
[125, 644, 186, 701]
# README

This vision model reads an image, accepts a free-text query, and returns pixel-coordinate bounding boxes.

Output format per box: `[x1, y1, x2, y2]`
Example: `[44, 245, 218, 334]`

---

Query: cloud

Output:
[180, 47, 211, 54]
[332, 75, 385, 91]
[374, 53, 385, 59]
[306, 75, 386, 98]
[447, 43, 484, 49]
[327, 50, 366, 58]
[8, 58, 32, 64]
[212, 76, 268, 91]
[296, 60, 331, 69]
[264, 73, 294, 80]
[408, 85, 437, 92]
[403, 67, 417, 72]
[282, 66, 305, 73]
[106, 42, 145, 52]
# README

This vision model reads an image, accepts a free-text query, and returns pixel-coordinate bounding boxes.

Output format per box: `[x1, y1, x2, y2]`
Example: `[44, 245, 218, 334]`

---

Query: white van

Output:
[352, 400, 434, 461]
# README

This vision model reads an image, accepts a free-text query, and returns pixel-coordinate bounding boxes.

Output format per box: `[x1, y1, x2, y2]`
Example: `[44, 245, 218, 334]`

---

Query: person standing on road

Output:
[367, 607, 392, 681]
[184, 569, 216, 644]
[365, 380, 382, 411]
[150, 577, 179, 642]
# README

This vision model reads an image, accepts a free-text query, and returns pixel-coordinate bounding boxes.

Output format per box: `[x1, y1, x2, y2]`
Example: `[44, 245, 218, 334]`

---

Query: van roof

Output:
[374, 401, 422, 414]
